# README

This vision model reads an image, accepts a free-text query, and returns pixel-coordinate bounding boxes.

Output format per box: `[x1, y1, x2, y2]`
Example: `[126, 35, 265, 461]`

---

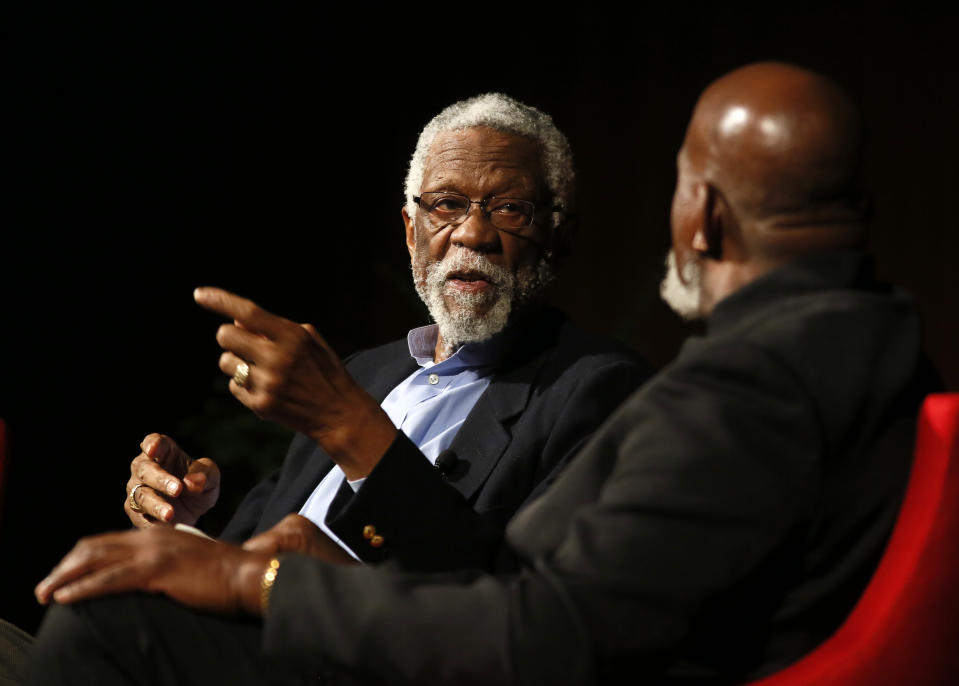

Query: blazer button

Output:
[370, 535, 385, 548]
[363, 525, 376, 540]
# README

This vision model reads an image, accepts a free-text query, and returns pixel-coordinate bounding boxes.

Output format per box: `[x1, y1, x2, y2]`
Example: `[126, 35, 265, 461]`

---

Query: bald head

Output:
[664, 63, 869, 318]
[683, 62, 866, 258]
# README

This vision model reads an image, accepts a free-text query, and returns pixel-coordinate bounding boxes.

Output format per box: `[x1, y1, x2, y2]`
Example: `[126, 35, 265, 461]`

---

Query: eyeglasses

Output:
[414, 191, 545, 236]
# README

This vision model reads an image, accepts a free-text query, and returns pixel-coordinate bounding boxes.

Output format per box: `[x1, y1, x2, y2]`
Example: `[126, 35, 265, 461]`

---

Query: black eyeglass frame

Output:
[413, 192, 566, 234]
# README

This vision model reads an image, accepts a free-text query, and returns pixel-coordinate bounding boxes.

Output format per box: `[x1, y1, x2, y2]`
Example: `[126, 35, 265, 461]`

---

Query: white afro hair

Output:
[404, 93, 574, 228]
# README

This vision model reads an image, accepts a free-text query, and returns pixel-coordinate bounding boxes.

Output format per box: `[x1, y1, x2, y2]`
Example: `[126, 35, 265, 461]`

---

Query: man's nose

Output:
[448, 207, 501, 253]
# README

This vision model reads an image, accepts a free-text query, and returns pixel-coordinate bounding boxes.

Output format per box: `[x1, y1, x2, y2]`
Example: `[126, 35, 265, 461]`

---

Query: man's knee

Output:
[25, 599, 137, 685]
[0, 617, 34, 686]
[26, 594, 300, 686]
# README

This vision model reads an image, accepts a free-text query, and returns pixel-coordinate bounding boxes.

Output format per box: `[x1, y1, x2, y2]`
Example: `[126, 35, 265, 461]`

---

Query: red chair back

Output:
[747, 393, 959, 685]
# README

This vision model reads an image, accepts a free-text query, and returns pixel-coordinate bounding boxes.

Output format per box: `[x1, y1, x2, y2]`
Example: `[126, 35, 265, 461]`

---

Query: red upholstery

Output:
[747, 393, 959, 685]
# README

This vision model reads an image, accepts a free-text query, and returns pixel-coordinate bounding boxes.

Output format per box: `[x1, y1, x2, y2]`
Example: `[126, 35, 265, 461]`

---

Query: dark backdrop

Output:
[3, 4, 956, 633]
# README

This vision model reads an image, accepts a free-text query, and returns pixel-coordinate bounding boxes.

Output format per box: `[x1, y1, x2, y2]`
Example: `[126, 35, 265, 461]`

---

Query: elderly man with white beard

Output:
[117, 93, 650, 573]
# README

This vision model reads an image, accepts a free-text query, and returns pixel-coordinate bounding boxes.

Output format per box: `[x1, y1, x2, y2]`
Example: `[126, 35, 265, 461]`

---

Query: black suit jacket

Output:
[220, 308, 650, 572]
[263, 252, 935, 684]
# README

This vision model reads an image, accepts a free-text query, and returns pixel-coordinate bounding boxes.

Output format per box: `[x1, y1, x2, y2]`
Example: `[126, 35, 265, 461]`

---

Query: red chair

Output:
[747, 393, 959, 685]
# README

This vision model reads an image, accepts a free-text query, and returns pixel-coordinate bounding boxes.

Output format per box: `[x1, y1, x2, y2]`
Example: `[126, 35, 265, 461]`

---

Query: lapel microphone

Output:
[434, 449, 460, 476]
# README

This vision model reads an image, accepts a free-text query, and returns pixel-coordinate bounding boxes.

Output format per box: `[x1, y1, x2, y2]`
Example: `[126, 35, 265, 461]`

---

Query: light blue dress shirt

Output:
[298, 324, 501, 558]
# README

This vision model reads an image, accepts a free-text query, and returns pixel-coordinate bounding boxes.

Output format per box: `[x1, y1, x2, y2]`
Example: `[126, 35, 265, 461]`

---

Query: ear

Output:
[693, 184, 725, 259]
[402, 205, 415, 260]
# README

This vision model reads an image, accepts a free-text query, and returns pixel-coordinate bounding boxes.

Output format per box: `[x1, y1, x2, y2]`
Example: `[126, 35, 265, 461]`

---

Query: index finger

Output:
[35, 532, 131, 604]
[140, 434, 191, 479]
[132, 455, 183, 497]
[193, 287, 288, 339]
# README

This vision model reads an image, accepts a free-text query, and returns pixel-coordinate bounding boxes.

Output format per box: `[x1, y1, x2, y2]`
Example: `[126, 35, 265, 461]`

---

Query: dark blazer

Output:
[220, 308, 650, 572]
[264, 252, 936, 684]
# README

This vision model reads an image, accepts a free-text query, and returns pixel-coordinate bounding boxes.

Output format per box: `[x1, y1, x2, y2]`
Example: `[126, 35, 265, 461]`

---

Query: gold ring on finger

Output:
[129, 483, 147, 514]
[233, 361, 251, 389]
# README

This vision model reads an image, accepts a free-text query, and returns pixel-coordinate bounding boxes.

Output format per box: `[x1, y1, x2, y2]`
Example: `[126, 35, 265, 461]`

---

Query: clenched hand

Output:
[243, 514, 358, 565]
[124, 434, 220, 528]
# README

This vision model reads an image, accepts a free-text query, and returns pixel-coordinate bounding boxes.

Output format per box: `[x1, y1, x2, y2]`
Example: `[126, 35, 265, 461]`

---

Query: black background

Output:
[3, 4, 957, 633]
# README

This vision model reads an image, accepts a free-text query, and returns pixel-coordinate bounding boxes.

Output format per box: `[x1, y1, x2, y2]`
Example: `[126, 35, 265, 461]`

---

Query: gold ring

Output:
[233, 361, 251, 389]
[129, 483, 146, 514]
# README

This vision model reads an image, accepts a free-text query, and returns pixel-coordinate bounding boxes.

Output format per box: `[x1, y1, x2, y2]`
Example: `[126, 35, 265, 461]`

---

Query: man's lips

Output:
[445, 270, 494, 293]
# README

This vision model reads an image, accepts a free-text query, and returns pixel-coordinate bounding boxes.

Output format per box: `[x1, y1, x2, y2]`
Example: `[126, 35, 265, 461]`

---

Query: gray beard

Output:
[659, 249, 703, 320]
[413, 248, 554, 359]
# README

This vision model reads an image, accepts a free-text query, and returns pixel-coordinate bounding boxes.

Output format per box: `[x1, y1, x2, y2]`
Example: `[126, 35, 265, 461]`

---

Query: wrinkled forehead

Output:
[420, 127, 545, 196]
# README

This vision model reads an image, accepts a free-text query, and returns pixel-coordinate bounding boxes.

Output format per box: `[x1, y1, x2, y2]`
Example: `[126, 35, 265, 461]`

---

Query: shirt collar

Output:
[407, 325, 441, 366]
[405, 322, 517, 370]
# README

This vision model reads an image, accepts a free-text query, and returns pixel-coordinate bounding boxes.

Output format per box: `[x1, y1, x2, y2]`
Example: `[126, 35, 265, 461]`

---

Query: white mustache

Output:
[431, 250, 512, 289]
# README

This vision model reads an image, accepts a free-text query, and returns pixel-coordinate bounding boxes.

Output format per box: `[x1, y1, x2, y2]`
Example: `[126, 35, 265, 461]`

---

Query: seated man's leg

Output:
[0, 618, 34, 686]
[25, 594, 315, 686]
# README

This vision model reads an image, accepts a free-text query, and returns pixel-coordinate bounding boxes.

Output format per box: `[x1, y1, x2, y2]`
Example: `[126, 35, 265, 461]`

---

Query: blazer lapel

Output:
[443, 307, 565, 501]
[445, 359, 543, 501]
